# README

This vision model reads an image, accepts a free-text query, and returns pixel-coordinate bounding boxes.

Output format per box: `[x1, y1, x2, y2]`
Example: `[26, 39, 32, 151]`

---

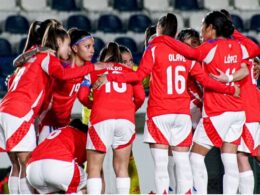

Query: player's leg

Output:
[7, 152, 20, 194]
[191, 118, 214, 194]
[128, 151, 140, 194]
[168, 148, 176, 193]
[237, 152, 254, 194]
[220, 111, 245, 194]
[150, 143, 169, 194]
[86, 150, 106, 194]
[17, 152, 34, 194]
[221, 143, 239, 194]
[113, 144, 132, 194]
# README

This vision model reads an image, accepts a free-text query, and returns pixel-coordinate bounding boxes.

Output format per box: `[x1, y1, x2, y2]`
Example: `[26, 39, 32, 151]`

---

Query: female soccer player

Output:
[78, 42, 145, 194]
[151, 11, 251, 194]
[94, 13, 238, 194]
[26, 119, 88, 194]
[37, 28, 95, 143]
[0, 22, 95, 194]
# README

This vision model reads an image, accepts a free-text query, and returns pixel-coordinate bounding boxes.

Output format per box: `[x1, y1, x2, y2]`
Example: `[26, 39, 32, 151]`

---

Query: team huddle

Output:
[0, 8, 260, 194]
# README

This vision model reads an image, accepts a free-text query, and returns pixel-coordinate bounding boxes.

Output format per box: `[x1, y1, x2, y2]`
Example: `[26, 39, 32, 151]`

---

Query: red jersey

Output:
[0, 53, 94, 119]
[39, 63, 85, 128]
[28, 126, 87, 165]
[152, 36, 246, 116]
[78, 63, 145, 124]
[187, 75, 203, 109]
[107, 41, 235, 118]
[240, 60, 260, 122]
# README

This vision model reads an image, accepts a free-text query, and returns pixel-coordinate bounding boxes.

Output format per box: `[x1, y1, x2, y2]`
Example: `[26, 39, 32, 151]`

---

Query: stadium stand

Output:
[97, 14, 123, 33]
[113, 0, 140, 12]
[174, 0, 200, 10]
[231, 14, 244, 32]
[234, 0, 260, 10]
[5, 15, 29, 34]
[0, 0, 18, 11]
[250, 14, 260, 32]
[67, 14, 92, 32]
[115, 36, 138, 53]
[128, 14, 152, 33]
[51, 0, 79, 11]
[20, 0, 49, 11]
[0, 38, 12, 56]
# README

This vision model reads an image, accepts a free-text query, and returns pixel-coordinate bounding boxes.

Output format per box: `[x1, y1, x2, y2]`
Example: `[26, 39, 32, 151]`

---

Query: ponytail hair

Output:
[204, 11, 234, 38]
[23, 19, 62, 53]
[41, 22, 68, 51]
[23, 21, 41, 52]
[158, 13, 178, 38]
[99, 42, 122, 63]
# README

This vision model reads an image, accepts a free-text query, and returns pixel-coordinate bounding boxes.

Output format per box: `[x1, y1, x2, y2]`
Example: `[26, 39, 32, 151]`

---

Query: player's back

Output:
[0, 53, 50, 117]
[90, 63, 136, 124]
[202, 39, 244, 116]
[28, 126, 87, 164]
[147, 43, 194, 117]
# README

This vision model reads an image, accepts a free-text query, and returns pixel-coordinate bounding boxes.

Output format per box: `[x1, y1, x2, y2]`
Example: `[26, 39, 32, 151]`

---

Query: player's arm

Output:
[233, 30, 260, 58]
[78, 76, 92, 108]
[43, 54, 95, 80]
[190, 62, 238, 96]
[151, 35, 209, 61]
[210, 62, 249, 83]
[13, 46, 50, 67]
[132, 82, 146, 111]
[93, 47, 155, 89]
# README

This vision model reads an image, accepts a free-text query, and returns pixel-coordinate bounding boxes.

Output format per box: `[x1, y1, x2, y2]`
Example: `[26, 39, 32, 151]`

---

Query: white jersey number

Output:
[105, 71, 127, 93]
[166, 65, 186, 95]
[225, 68, 236, 86]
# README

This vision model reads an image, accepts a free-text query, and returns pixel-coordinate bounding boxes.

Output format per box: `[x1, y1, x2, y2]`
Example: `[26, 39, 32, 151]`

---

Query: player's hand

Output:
[253, 57, 260, 80]
[210, 68, 228, 83]
[93, 74, 108, 89]
[234, 84, 240, 97]
[94, 62, 114, 70]
[5, 75, 11, 86]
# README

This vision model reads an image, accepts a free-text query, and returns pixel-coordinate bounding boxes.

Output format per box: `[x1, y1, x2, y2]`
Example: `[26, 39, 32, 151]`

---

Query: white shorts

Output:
[190, 101, 202, 130]
[0, 111, 36, 152]
[26, 159, 86, 194]
[143, 114, 192, 147]
[38, 125, 56, 144]
[193, 111, 245, 149]
[238, 122, 260, 156]
[87, 119, 135, 152]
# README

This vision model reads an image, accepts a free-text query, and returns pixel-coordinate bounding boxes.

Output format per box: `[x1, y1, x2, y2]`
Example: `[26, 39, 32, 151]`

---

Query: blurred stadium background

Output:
[1, 0, 260, 193]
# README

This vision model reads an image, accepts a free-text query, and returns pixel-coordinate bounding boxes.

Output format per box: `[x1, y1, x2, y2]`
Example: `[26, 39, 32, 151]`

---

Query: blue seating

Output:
[67, 15, 92, 32]
[231, 14, 244, 32]
[174, 0, 199, 10]
[133, 52, 142, 65]
[128, 14, 152, 33]
[5, 15, 29, 34]
[0, 56, 16, 77]
[51, 0, 78, 11]
[115, 37, 137, 53]
[18, 38, 27, 54]
[113, 0, 140, 11]
[250, 14, 260, 32]
[92, 37, 105, 62]
[97, 14, 123, 33]
[0, 38, 12, 56]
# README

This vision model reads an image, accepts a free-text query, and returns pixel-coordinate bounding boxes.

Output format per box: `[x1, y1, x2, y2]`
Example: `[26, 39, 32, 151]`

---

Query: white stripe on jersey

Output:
[41, 54, 50, 74]
[240, 44, 249, 59]
[203, 45, 218, 64]
[151, 46, 156, 64]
